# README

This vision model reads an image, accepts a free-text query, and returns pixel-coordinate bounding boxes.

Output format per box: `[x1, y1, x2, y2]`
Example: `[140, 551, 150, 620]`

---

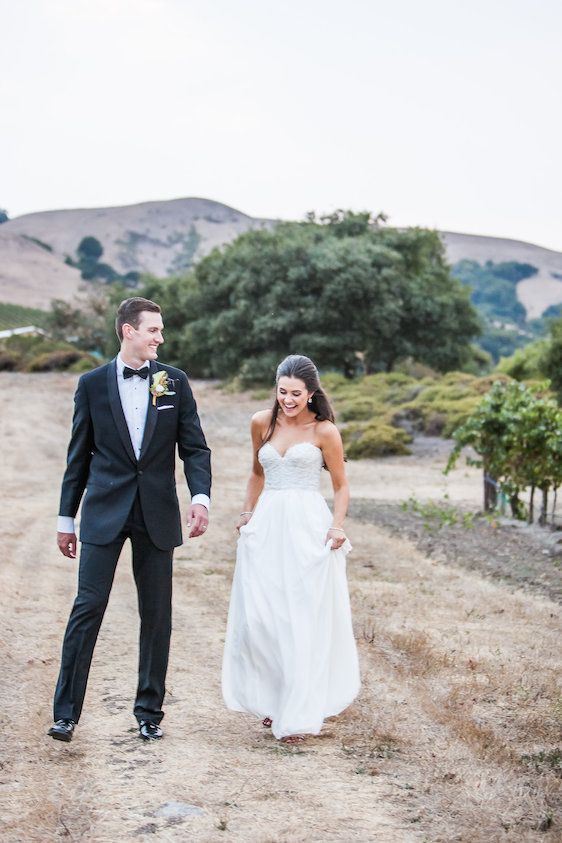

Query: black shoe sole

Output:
[48, 729, 72, 742]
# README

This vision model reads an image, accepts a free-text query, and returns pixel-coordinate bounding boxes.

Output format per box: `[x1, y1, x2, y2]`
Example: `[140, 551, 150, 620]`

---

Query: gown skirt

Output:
[222, 442, 360, 740]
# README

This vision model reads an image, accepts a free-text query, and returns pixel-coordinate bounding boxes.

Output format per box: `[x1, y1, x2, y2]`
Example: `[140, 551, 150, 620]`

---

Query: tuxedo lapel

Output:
[107, 359, 137, 465]
[139, 360, 159, 464]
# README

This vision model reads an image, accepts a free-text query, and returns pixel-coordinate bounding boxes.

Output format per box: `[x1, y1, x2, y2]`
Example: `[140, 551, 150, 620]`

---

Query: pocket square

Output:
[157, 405, 175, 411]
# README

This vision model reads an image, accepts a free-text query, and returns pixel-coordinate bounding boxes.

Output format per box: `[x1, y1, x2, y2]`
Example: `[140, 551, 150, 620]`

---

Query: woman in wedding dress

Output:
[222, 355, 360, 743]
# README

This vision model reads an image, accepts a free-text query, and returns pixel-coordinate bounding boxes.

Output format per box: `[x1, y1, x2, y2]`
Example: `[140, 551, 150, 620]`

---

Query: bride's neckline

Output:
[261, 441, 322, 460]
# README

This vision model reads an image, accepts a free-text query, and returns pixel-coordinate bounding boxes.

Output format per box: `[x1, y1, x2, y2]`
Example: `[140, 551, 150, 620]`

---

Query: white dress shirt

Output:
[58, 354, 209, 534]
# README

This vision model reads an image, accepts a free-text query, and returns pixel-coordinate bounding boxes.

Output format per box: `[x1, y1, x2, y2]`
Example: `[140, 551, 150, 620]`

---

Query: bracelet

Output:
[330, 527, 345, 533]
[240, 511, 253, 516]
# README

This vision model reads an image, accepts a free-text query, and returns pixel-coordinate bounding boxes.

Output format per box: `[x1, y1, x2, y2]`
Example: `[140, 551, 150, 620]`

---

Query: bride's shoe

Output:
[280, 734, 306, 744]
[262, 717, 272, 728]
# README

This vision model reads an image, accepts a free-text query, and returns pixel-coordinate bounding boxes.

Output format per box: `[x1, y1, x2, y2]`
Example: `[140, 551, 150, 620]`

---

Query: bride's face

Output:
[277, 376, 313, 419]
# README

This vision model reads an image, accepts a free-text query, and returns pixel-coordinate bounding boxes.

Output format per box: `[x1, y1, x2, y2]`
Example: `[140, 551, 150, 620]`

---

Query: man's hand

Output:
[188, 503, 209, 538]
[57, 532, 77, 558]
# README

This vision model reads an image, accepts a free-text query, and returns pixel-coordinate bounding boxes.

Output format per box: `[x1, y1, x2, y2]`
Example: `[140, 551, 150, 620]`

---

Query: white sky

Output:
[2, 0, 561, 250]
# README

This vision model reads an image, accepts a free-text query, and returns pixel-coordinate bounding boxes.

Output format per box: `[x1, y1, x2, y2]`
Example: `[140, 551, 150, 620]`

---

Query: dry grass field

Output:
[0, 373, 560, 842]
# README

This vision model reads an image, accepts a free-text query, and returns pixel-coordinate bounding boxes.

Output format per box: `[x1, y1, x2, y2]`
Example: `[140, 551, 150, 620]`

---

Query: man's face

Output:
[123, 310, 164, 361]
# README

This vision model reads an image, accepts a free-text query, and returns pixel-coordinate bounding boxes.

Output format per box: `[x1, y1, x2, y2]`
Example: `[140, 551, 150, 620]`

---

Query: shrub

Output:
[342, 420, 412, 458]
[397, 373, 513, 437]
[69, 355, 99, 373]
[4, 333, 53, 356]
[496, 339, 550, 381]
[0, 350, 18, 371]
[338, 396, 385, 421]
[27, 349, 84, 372]
[2, 333, 99, 373]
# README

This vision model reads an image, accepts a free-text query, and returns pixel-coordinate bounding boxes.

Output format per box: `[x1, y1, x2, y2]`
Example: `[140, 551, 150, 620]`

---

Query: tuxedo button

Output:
[137, 470, 143, 476]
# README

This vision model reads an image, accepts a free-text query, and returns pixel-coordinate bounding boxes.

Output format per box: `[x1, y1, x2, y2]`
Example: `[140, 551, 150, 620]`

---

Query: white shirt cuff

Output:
[58, 516, 76, 534]
[191, 494, 210, 511]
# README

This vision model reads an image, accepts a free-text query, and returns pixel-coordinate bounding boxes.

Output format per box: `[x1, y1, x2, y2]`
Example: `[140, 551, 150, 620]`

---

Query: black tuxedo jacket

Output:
[59, 358, 211, 550]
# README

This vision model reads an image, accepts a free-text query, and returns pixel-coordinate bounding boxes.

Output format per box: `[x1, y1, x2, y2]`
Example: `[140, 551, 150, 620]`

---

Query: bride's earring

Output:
[308, 397, 312, 404]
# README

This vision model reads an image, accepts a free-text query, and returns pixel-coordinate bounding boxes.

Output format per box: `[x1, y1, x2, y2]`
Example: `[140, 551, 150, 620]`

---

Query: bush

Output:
[325, 370, 514, 447]
[0, 350, 18, 371]
[69, 355, 99, 373]
[497, 339, 550, 381]
[396, 372, 513, 436]
[314, 369, 525, 460]
[393, 358, 439, 379]
[2, 333, 99, 373]
[338, 396, 385, 421]
[4, 333, 53, 356]
[342, 420, 412, 458]
[27, 349, 85, 372]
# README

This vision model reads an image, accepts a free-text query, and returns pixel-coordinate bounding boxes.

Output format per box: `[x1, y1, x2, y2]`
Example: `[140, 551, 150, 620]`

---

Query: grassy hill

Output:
[0, 302, 49, 331]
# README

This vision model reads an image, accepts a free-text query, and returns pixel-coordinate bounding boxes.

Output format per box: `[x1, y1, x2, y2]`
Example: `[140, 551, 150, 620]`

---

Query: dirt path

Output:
[0, 374, 560, 842]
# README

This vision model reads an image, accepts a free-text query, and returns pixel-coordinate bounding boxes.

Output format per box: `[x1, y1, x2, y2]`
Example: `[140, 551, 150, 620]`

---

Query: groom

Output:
[48, 297, 211, 742]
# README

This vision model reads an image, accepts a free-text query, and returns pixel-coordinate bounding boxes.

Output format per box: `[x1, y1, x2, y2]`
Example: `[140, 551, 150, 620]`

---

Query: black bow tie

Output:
[123, 366, 149, 380]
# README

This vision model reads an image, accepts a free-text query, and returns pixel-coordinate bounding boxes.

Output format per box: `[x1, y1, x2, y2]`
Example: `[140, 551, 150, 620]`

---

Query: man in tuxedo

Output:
[48, 296, 211, 742]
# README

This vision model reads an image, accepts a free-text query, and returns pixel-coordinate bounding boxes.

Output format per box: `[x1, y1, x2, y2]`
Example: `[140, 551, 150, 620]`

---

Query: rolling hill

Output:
[441, 231, 562, 319]
[1, 198, 562, 320]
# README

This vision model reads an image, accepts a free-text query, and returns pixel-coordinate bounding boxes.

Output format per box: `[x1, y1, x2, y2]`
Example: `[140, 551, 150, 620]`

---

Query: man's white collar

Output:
[117, 353, 149, 374]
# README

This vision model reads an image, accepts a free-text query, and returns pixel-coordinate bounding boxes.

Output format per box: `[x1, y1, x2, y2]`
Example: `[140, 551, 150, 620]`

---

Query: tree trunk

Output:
[528, 485, 535, 524]
[483, 472, 497, 512]
[552, 488, 558, 526]
[510, 493, 524, 519]
[539, 488, 548, 527]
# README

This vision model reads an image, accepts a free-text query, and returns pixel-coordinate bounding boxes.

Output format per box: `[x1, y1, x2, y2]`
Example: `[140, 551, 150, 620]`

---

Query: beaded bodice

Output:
[259, 442, 323, 491]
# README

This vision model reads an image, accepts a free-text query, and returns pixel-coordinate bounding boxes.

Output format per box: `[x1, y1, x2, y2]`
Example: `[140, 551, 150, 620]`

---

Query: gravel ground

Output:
[349, 499, 562, 604]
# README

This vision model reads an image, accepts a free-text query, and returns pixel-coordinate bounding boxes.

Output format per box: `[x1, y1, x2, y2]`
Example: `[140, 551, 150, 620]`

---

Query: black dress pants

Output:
[53, 494, 173, 725]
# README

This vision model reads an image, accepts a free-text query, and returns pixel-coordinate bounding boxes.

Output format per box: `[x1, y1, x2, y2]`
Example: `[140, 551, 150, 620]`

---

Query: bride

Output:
[222, 354, 360, 743]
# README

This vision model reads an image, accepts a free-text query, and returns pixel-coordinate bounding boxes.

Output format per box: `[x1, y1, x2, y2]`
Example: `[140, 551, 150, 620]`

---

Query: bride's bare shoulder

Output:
[316, 419, 342, 446]
[251, 409, 272, 436]
[251, 408, 272, 424]
[316, 418, 340, 436]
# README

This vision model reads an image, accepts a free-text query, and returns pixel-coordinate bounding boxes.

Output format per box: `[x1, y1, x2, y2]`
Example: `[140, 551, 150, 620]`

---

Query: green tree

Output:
[543, 316, 562, 402]
[496, 338, 550, 381]
[46, 285, 122, 357]
[0, 208, 8, 224]
[77, 236, 103, 262]
[73, 236, 138, 286]
[172, 216, 479, 381]
[446, 380, 562, 523]
[137, 273, 201, 371]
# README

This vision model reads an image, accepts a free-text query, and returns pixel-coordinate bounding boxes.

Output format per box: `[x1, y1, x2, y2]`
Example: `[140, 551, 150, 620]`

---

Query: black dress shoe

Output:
[48, 719, 75, 742]
[139, 720, 163, 740]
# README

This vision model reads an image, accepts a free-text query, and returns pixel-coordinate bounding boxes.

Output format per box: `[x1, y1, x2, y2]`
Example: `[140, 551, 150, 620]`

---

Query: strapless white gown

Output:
[222, 442, 360, 739]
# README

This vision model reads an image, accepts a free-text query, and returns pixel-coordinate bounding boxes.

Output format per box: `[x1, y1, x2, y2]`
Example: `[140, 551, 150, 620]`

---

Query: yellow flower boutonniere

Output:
[149, 371, 176, 406]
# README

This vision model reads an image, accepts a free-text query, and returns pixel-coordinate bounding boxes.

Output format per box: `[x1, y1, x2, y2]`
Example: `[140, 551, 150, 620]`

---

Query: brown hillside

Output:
[1, 199, 562, 318]
[442, 231, 562, 319]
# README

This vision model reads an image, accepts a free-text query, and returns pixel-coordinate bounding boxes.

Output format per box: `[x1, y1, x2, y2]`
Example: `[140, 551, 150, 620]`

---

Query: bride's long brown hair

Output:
[262, 355, 335, 447]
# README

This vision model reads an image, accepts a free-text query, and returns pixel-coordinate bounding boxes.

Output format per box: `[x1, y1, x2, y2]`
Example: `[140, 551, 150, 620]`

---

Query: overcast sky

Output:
[2, 0, 561, 250]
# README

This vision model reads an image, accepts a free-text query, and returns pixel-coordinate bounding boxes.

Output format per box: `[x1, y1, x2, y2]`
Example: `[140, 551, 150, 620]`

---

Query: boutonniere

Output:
[150, 371, 176, 406]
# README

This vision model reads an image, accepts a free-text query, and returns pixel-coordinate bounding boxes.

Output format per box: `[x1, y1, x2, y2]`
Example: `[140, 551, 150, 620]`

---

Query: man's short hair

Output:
[115, 297, 161, 341]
